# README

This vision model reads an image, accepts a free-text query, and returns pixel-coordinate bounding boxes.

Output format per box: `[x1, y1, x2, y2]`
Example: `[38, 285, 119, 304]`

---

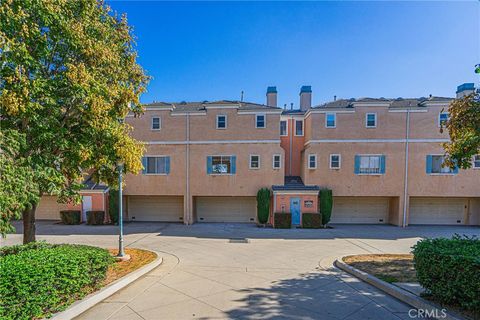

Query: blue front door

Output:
[291, 198, 301, 225]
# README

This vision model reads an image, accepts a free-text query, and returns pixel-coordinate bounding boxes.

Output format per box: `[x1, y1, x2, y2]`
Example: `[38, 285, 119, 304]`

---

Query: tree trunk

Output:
[22, 203, 37, 244]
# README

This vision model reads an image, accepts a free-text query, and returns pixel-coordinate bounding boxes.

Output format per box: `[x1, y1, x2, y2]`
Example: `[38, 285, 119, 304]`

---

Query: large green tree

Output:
[442, 91, 480, 169]
[0, 0, 149, 243]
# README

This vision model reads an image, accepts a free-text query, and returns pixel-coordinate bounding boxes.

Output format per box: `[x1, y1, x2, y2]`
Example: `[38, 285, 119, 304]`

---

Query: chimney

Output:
[266, 86, 277, 107]
[299, 85, 312, 111]
[456, 83, 475, 98]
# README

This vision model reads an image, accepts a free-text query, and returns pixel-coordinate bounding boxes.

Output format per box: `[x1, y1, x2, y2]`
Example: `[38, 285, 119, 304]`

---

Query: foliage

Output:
[412, 235, 480, 312]
[319, 189, 333, 226]
[0, 241, 53, 257]
[109, 188, 119, 224]
[302, 213, 322, 229]
[274, 212, 291, 229]
[442, 92, 480, 169]
[60, 210, 81, 225]
[0, 0, 149, 242]
[256, 188, 270, 224]
[0, 130, 40, 236]
[86, 210, 105, 225]
[0, 243, 114, 319]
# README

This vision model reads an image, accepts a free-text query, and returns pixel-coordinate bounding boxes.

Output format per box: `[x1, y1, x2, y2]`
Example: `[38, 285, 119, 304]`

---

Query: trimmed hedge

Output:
[60, 210, 81, 225]
[412, 236, 480, 312]
[302, 213, 322, 228]
[274, 212, 291, 229]
[109, 188, 119, 224]
[256, 188, 271, 224]
[319, 189, 333, 226]
[0, 243, 114, 320]
[87, 211, 105, 225]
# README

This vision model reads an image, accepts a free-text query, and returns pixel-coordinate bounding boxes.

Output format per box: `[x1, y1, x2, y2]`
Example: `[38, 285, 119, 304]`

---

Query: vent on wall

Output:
[457, 220, 461, 224]
[379, 219, 384, 222]
[229, 238, 249, 243]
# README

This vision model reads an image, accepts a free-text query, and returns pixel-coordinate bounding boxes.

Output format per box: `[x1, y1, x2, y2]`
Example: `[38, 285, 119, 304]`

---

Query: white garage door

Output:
[409, 198, 466, 225]
[36, 196, 66, 220]
[331, 197, 389, 224]
[196, 197, 256, 223]
[128, 196, 183, 222]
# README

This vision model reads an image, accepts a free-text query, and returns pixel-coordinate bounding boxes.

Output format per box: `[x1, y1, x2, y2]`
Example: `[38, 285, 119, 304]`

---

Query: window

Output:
[326, 113, 336, 128]
[473, 155, 480, 169]
[295, 120, 304, 136]
[330, 154, 341, 169]
[151, 117, 161, 130]
[427, 155, 457, 174]
[256, 114, 266, 128]
[273, 154, 281, 169]
[308, 154, 317, 169]
[207, 156, 236, 174]
[366, 113, 377, 128]
[280, 120, 287, 136]
[141, 156, 170, 174]
[438, 112, 449, 127]
[249, 155, 260, 169]
[355, 155, 385, 174]
[216, 115, 227, 129]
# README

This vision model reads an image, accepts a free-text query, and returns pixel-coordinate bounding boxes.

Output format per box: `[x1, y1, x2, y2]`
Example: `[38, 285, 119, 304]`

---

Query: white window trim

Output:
[365, 113, 377, 128]
[151, 117, 161, 131]
[216, 114, 227, 129]
[473, 155, 480, 169]
[255, 113, 266, 129]
[280, 120, 288, 136]
[294, 119, 304, 136]
[272, 154, 281, 169]
[356, 154, 382, 175]
[325, 113, 336, 128]
[209, 154, 235, 176]
[249, 154, 260, 169]
[143, 155, 168, 175]
[438, 112, 449, 128]
[308, 154, 317, 169]
[428, 154, 456, 175]
[329, 154, 341, 169]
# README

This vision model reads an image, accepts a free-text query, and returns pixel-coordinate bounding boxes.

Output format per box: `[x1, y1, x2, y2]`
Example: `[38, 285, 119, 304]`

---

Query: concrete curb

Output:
[334, 258, 464, 320]
[50, 251, 163, 320]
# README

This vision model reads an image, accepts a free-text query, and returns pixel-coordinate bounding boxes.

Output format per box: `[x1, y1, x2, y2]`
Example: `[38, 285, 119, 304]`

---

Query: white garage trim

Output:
[128, 196, 184, 222]
[331, 197, 389, 224]
[196, 196, 256, 223]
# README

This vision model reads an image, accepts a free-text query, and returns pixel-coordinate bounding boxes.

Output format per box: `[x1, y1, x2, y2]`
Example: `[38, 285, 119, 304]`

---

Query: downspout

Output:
[402, 107, 411, 227]
[186, 113, 191, 224]
[289, 116, 293, 176]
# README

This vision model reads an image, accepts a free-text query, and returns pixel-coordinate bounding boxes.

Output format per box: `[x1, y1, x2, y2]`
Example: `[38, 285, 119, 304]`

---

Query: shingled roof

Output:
[313, 96, 453, 109]
[144, 100, 281, 112]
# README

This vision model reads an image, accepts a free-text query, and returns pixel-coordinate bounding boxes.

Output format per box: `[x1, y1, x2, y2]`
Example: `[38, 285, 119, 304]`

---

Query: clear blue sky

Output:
[110, 1, 479, 107]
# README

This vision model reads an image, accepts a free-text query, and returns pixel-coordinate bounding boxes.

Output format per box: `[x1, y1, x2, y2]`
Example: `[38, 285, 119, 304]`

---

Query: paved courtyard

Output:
[3, 222, 479, 319]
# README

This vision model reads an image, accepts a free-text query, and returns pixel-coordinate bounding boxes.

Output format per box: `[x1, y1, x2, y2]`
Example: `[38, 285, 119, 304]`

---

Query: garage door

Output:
[196, 197, 256, 223]
[409, 198, 466, 225]
[128, 196, 183, 222]
[36, 196, 66, 220]
[331, 197, 389, 224]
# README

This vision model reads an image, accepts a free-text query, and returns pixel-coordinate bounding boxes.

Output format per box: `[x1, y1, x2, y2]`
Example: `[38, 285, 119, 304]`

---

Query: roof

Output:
[82, 176, 109, 191]
[272, 176, 320, 192]
[313, 96, 453, 109]
[145, 100, 281, 113]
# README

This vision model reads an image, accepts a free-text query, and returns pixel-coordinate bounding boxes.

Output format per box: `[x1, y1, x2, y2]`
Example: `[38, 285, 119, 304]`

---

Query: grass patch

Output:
[343, 254, 416, 283]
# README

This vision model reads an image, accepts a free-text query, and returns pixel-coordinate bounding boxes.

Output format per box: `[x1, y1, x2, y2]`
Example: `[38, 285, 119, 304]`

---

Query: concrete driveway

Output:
[3, 222, 479, 319]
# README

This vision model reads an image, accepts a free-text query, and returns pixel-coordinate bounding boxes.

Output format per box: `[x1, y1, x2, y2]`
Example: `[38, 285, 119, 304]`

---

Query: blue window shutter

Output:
[141, 157, 147, 174]
[231, 156, 236, 174]
[165, 157, 170, 174]
[426, 155, 432, 174]
[207, 156, 213, 174]
[453, 161, 459, 174]
[354, 155, 360, 174]
[380, 155, 386, 174]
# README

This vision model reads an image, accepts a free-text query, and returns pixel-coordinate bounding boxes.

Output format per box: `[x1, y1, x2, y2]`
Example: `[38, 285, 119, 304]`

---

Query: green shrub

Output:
[256, 188, 271, 224]
[319, 189, 333, 226]
[0, 241, 53, 257]
[412, 235, 480, 312]
[87, 211, 105, 225]
[109, 188, 119, 224]
[274, 212, 291, 229]
[60, 210, 81, 225]
[0, 243, 114, 320]
[302, 213, 322, 228]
